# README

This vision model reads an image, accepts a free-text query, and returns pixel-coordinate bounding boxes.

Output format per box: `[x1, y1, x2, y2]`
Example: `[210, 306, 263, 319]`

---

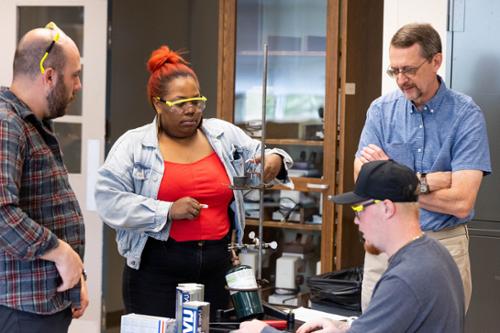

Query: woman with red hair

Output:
[95, 45, 293, 320]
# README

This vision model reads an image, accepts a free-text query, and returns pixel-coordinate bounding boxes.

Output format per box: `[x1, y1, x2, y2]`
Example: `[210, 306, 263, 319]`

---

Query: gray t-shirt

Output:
[349, 235, 464, 333]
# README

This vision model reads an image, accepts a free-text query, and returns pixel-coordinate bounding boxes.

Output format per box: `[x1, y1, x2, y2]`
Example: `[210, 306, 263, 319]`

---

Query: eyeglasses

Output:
[386, 59, 428, 79]
[351, 199, 381, 217]
[39, 22, 61, 74]
[155, 96, 207, 113]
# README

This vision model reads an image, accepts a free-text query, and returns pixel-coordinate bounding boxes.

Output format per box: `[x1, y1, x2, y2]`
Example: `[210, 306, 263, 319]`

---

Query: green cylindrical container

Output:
[225, 265, 264, 320]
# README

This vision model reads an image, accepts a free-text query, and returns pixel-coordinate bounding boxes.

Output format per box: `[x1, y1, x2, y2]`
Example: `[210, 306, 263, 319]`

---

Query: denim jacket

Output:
[95, 117, 293, 269]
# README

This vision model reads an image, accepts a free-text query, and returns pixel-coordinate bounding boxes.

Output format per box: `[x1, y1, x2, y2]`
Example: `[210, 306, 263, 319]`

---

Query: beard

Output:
[46, 73, 72, 119]
[364, 241, 382, 255]
[399, 83, 423, 104]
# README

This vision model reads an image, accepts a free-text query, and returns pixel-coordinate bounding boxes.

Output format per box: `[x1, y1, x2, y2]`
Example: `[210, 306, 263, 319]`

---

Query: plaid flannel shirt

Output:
[0, 87, 85, 315]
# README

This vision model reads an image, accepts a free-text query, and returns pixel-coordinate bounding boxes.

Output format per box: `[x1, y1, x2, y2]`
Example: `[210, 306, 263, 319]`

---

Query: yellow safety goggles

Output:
[155, 96, 207, 112]
[351, 199, 381, 215]
[39, 21, 61, 74]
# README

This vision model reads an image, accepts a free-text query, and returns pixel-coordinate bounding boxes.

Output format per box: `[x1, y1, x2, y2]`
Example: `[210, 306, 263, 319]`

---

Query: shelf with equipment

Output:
[217, 0, 384, 275]
[245, 219, 322, 232]
[265, 139, 323, 147]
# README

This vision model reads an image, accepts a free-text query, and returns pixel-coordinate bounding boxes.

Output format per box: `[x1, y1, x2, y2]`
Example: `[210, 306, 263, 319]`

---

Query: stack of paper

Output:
[292, 307, 358, 324]
[121, 313, 176, 333]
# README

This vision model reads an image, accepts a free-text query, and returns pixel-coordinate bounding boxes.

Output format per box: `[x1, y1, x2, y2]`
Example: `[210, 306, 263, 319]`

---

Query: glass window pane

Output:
[270, 144, 323, 178]
[235, 0, 327, 179]
[17, 6, 84, 55]
[235, 0, 326, 124]
[53, 122, 82, 174]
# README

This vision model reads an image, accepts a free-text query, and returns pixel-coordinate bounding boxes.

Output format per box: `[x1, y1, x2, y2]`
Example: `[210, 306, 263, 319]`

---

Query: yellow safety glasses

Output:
[351, 199, 381, 217]
[39, 21, 61, 74]
[155, 96, 207, 113]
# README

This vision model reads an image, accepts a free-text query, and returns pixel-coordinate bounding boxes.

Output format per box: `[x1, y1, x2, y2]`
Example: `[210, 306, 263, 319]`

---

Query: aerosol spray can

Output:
[225, 264, 264, 320]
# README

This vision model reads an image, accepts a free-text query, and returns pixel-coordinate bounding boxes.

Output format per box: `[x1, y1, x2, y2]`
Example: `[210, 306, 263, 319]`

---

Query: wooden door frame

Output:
[216, 0, 341, 273]
[215, 0, 384, 272]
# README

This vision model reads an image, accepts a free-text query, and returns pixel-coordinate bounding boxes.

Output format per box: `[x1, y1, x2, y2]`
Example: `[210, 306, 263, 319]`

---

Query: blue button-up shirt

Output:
[357, 77, 491, 231]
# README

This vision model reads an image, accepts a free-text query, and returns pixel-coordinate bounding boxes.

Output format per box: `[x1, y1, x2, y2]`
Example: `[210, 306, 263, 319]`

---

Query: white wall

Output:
[382, 0, 448, 94]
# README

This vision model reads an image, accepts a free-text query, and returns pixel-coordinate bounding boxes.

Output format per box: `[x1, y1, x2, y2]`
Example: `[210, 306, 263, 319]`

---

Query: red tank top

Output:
[158, 152, 233, 241]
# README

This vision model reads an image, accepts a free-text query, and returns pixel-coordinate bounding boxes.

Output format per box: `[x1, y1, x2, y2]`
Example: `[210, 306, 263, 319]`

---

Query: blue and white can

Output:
[175, 284, 204, 333]
[181, 301, 210, 333]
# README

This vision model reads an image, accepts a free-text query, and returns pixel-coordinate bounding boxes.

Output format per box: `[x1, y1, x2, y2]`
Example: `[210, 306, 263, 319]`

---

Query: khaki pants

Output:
[361, 224, 471, 313]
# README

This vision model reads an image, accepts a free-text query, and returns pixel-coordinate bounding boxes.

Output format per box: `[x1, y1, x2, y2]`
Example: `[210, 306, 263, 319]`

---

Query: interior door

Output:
[0, 1, 107, 332]
[448, 1, 500, 331]
[448, 0, 500, 222]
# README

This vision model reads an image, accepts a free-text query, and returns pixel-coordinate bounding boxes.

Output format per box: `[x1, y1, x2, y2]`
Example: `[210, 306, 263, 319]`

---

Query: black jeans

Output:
[0, 305, 72, 333]
[123, 235, 231, 320]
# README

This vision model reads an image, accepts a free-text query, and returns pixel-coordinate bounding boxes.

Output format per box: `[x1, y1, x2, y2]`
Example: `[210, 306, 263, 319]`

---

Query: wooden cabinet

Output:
[217, 0, 383, 274]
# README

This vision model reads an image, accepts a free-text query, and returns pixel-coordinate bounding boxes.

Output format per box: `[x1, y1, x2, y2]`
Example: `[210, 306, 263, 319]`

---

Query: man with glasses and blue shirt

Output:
[235, 160, 464, 333]
[0, 23, 87, 332]
[355, 23, 491, 312]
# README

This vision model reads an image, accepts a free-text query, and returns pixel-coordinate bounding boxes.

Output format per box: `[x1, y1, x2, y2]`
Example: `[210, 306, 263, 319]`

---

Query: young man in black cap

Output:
[234, 160, 464, 333]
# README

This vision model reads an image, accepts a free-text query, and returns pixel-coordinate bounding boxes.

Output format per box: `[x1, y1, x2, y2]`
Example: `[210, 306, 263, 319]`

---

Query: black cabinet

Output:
[466, 221, 500, 332]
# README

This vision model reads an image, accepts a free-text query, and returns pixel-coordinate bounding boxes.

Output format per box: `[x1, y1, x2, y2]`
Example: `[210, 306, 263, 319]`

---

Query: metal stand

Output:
[227, 44, 274, 279]
[257, 43, 269, 282]
[217, 45, 295, 331]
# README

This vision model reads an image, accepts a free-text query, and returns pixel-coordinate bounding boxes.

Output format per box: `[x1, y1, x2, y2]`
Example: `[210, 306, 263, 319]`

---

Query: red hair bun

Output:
[147, 45, 188, 73]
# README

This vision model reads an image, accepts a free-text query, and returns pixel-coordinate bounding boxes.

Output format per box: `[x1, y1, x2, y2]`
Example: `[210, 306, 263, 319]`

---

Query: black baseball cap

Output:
[331, 160, 419, 205]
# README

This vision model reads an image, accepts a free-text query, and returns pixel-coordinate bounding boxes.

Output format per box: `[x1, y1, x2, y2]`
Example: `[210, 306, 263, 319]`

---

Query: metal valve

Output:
[248, 231, 278, 250]
[228, 231, 278, 252]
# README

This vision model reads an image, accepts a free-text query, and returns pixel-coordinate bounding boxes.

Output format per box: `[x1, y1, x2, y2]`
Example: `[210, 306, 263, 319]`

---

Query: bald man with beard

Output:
[0, 23, 87, 333]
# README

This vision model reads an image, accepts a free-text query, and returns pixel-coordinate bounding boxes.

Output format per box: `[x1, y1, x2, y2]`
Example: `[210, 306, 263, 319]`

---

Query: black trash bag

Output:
[307, 267, 363, 312]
